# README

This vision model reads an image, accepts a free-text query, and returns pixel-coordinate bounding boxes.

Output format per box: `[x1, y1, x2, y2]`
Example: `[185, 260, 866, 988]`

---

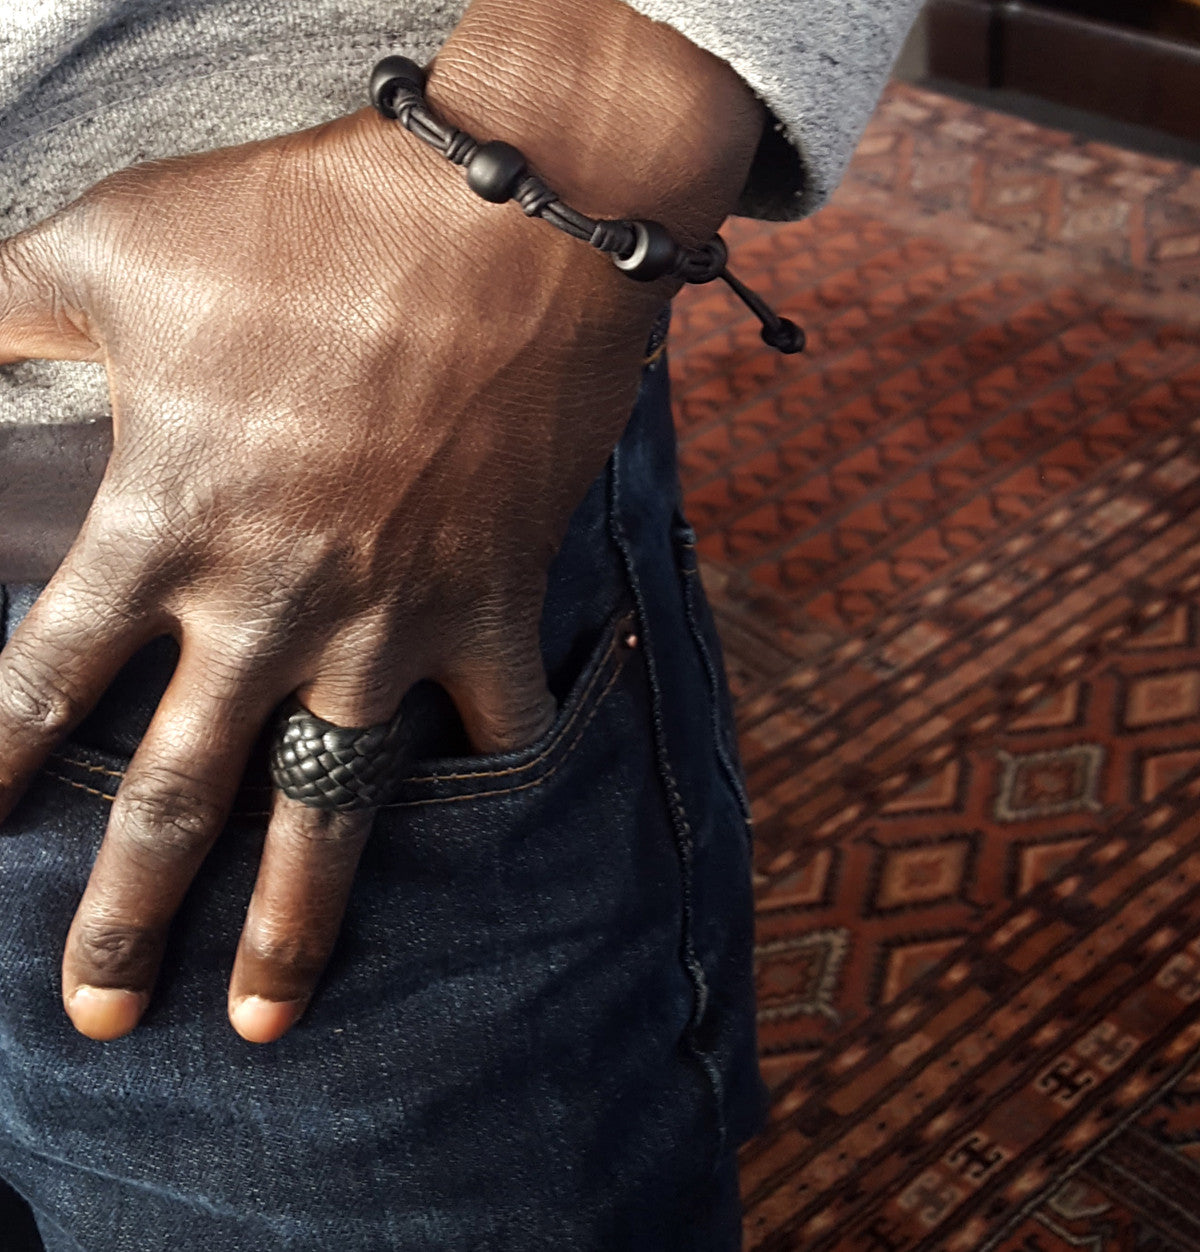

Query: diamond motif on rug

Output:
[880, 759, 964, 814]
[669, 78, 1200, 1250]
[1140, 747, 1200, 801]
[1123, 604, 1193, 651]
[755, 929, 850, 1025]
[1124, 669, 1200, 728]
[756, 847, 839, 912]
[1008, 681, 1085, 732]
[869, 834, 977, 912]
[877, 936, 968, 1005]
[994, 746, 1106, 822]
[1008, 834, 1093, 895]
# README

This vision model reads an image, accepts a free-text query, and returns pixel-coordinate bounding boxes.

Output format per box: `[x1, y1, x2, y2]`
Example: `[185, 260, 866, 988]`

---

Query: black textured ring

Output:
[268, 699, 411, 811]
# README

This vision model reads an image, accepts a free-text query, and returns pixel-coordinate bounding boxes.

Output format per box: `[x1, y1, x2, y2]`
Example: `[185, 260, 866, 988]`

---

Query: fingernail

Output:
[230, 995, 304, 1044]
[66, 986, 145, 1041]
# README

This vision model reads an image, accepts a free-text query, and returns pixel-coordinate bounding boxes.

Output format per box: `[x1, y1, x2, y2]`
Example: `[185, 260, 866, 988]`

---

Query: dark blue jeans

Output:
[0, 343, 766, 1250]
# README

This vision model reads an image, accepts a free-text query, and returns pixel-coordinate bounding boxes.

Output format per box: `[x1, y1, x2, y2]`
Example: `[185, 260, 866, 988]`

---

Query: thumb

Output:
[0, 220, 99, 366]
[446, 628, 556, 755]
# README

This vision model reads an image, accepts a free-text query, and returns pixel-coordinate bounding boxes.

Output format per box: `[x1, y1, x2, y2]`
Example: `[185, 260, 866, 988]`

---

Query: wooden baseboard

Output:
[924, 0, 1200, 143]
[926, 0, 997, 88]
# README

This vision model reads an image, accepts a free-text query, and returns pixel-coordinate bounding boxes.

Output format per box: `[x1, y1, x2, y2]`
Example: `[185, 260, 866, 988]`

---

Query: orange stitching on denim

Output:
[50, 757, 126, 779]
[47, 619, 628, 806]
[642, 340, 668, 368]
[48, 753, 274, 792]
[45, 648, 625, 817]
[54, 755, 272, 798]
[45, 768, 275, 819]
[42, 771, 115, 802]
[401, 626, 623, 785]
[377, 659, 625, 810]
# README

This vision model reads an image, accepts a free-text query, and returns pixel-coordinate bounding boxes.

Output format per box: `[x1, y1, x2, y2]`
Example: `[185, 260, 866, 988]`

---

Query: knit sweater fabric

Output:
[0, 0, 921, 426]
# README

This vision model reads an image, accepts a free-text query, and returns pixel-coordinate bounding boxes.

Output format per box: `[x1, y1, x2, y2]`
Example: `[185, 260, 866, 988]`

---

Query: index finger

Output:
[0, 560, 154, 823]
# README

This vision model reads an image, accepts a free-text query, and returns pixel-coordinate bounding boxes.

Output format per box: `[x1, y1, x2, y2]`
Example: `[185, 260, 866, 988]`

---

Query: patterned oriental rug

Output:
[669, 83, 1200, 1251]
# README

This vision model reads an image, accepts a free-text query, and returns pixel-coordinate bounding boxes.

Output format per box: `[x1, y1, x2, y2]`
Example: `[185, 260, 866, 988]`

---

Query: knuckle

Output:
[0, 646, 77, 739]
[211, 634, 265, 673]
[72, 917, 160, 981]
[113, 767, 224, 862]
[468, 677, 555, 753]
[243, 921, 326, 981]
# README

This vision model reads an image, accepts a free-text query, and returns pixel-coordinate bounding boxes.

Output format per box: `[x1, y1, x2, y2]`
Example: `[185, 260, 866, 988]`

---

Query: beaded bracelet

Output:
[369, 56, 805, 355]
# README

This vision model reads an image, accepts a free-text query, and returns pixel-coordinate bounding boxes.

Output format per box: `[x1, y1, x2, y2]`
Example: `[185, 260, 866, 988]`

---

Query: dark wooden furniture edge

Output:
[925, 0, 1200, 144]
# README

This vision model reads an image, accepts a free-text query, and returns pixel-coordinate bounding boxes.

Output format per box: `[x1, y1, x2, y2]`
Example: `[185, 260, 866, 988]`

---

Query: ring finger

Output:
[226, 661, 411, 1044]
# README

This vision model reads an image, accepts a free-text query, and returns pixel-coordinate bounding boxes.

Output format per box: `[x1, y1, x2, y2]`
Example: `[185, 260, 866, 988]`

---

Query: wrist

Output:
[408, 0, 764, 247]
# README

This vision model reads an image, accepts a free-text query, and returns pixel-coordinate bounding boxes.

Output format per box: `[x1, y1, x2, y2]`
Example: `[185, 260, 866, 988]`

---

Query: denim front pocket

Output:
[40, 604, 639, 820]
[382, 606, 636, 811]
[6, 598, 728, 1250]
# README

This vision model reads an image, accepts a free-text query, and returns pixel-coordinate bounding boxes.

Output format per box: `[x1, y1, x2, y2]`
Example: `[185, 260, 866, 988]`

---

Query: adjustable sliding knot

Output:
[588, 220, 636, 256]
[369, 56, 806, 355]
[679, 237, 729, 285]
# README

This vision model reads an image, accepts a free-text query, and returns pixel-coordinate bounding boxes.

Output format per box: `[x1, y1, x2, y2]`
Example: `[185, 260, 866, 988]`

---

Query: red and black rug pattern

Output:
[671, 82, 1200, 1250]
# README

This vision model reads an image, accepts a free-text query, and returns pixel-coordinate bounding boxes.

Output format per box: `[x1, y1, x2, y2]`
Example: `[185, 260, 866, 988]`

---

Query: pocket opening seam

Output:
[43, 757, 125, 781]
[41, 620, 632, 813]
[381, 656, 626, 810]
[39, 771, 115, 804]
[398, 621, 625, 786]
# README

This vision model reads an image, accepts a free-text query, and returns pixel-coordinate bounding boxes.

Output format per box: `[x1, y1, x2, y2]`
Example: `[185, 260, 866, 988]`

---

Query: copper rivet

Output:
[622, 632, 640, 650]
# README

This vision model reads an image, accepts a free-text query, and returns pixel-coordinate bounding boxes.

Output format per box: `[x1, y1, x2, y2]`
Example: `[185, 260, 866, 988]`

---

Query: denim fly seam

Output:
[606, 421, 729, 1172]
[670, 517, 754, 828]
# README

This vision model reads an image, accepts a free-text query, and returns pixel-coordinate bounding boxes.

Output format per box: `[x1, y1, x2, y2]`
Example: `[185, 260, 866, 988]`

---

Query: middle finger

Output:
[227, 797, 375, 1044]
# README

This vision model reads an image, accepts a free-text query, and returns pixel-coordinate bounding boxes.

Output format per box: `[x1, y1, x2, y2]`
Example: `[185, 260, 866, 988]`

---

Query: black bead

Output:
[761, 318, 807, 355]
[611, 220, 679, 283]
[466, 142, 529, 203]
[369, 56, 427, 118]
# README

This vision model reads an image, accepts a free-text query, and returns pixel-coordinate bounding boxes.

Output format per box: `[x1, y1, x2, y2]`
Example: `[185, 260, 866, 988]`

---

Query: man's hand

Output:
[0, 0, 763, 1043]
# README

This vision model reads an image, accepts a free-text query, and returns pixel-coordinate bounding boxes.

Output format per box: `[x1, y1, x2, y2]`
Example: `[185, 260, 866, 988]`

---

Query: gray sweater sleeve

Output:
[625, 0, 924, 219]
[0, 3, 921, 230]
[1, 2, 920, 428]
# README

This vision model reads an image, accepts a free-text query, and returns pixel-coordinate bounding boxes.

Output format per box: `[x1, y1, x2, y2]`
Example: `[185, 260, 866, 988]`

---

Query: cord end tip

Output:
[762, 319, 806, 355]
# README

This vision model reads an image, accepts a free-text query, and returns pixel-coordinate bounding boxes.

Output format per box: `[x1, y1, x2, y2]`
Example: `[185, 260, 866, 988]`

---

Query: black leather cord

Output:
[369, 56, 806, 355]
